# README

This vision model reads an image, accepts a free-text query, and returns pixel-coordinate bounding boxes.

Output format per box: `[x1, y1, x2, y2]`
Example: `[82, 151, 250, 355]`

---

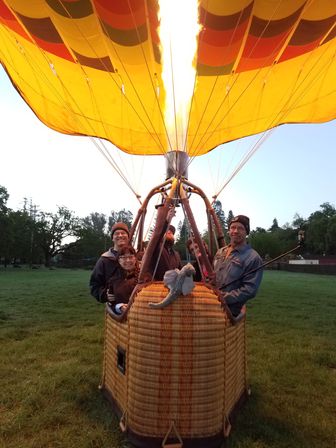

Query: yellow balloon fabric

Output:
[1, 0, 336, 156]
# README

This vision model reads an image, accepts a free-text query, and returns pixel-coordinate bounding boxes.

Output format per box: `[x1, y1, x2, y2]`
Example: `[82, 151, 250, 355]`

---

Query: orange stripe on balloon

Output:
[279, 40, 322, 63]
[93, 0, 144, 16]
[198, 39, 241, 67]
[0, 2, 33, 42]
[199, 21, 246, 47]
[94, 0, 146, 30]
[33, 35, 74, 61]
[240, 31, 291, 61]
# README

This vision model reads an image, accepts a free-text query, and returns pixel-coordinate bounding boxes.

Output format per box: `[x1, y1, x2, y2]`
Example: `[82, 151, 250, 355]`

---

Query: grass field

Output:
[0, 268, 335, 448]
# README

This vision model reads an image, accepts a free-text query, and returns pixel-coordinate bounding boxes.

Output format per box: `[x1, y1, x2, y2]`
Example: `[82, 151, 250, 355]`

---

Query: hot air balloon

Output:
[1, 1, 336, 447]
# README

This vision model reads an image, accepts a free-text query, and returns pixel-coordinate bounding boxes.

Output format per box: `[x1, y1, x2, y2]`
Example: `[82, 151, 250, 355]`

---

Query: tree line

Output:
[0, 185, 132, 268]
[173, 200, 336, 261]
[1, 185, 335, 268]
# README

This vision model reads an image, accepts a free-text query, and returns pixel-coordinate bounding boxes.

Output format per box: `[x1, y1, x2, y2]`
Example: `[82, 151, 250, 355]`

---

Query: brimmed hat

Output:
[229, 215, 250, 234]
[111, 222, 130, 237]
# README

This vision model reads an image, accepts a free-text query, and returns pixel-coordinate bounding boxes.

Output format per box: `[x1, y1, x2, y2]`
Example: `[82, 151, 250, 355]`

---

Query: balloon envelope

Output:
[1, 0, 336, 156]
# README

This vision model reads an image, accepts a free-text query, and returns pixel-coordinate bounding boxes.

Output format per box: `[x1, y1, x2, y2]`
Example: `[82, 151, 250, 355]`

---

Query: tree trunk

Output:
[44, 253, 52, 267]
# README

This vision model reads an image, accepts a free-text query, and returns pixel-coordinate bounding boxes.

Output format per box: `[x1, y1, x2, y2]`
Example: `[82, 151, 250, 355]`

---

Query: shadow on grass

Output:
[225, 387, 331, 448]
[74, 381, 131, 447]
[76, 382, 310, 448]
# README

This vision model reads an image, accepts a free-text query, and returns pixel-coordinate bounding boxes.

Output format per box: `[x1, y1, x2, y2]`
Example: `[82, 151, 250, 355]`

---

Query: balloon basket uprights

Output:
[130, 173, 226, 283]
[100, 282, 249, 448]
[99, 174, 248, 446]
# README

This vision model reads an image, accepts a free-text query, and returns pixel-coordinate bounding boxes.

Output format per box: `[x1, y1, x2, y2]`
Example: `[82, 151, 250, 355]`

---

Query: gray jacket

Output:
[214, 243, 263, 316]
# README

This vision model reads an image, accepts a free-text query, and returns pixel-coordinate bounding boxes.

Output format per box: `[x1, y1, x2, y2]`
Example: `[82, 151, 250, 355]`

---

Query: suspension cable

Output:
[213, 35, 336, 199]
[0, 6, 148, 202]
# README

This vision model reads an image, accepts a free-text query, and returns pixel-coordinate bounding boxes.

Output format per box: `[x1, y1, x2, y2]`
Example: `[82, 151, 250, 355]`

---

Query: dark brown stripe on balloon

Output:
[323, 27, 336, 44]
[200, 2, 253, 31]
[46, 0, 93, 19]
[197, 62, 234, 76]
[72, 50, 115, 71]
[15, 12, 63, 43]
[290, 15, 336, 45]
[152, 42, 161, 64]
[101, 19, 148, 46]
[249, 5, 304, 38]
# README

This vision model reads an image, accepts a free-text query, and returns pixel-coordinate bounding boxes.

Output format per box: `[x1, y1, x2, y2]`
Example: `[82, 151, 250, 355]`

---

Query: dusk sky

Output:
[1, 67, 335, 233]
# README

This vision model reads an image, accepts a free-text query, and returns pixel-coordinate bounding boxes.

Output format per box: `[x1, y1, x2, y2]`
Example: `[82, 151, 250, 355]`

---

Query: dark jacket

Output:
[89, 248, 120, 302]
[108, 269, 138, 306]
[152, 243, 182, 281]
[192, 254, 214, 281]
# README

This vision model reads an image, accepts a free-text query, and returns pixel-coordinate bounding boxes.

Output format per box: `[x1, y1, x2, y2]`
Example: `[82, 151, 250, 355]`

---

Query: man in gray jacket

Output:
[89, 222, 130, 302]
[214, 215, 263, 317]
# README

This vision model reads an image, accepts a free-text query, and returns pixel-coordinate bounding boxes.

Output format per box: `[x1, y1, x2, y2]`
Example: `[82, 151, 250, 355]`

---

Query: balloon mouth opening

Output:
[165, 151, 189, 179]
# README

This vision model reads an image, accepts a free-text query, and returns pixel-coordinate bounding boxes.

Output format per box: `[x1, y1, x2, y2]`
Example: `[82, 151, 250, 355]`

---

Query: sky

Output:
[1, 66, 336, 234]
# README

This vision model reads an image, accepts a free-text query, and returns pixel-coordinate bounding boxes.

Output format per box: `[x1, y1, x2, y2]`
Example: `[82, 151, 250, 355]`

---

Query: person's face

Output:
[165, 229, 175, 243]
[229, 223, 247, 247]
[189, 242, 201, 257]
[112, 230, 129, 250]
[118, 253, 136, 272]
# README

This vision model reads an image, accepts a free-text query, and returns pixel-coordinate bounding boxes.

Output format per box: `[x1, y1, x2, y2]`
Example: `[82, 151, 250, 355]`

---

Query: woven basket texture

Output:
[103, 312, 129, 412]
[102, 282, 246, 439]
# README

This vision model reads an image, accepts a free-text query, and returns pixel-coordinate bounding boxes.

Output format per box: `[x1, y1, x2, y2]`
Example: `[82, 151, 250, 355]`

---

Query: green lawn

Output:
[0, 269, 335, 448]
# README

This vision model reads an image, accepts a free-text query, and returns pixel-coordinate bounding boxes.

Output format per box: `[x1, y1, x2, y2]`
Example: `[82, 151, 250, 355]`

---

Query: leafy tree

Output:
[268, 218, 280, 232]
[21, 199, 40, 267]
[213, 200, 226, 232]
[34, 206, 78, 267]
[0, 214, 10, 266]
[1, 183, 335, 266]
[0, 185, 9, 213]
[306, 202, 336, 255]
[292, 213, 306, 229]
[83, 212, 107, 234]
[66, 212, 108, 262]
[319, 202, 336, 218]
[62, 209, 136, 265]
[249, 230, 282, 259]
[0, 186, 9, 265]
[278, 226, 298, 252]
[7, 210, 37, 265]
[226, 210, 234, 229]
[0, 189, 39, 266]
[108, 209, 133, 230]
[325, 215, 336, 254]
[175, 218, 189, 260]
[255, 227, 266, 233]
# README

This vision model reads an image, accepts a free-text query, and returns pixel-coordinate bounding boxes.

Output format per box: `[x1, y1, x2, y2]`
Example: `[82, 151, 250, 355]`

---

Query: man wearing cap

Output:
[151, 223, 182, 281]
[89, 222, 130, 302]
[213, 215, 263, 317]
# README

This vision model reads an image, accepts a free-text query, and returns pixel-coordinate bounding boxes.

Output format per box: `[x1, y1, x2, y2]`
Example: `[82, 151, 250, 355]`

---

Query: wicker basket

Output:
[101, 282, 247, 448]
